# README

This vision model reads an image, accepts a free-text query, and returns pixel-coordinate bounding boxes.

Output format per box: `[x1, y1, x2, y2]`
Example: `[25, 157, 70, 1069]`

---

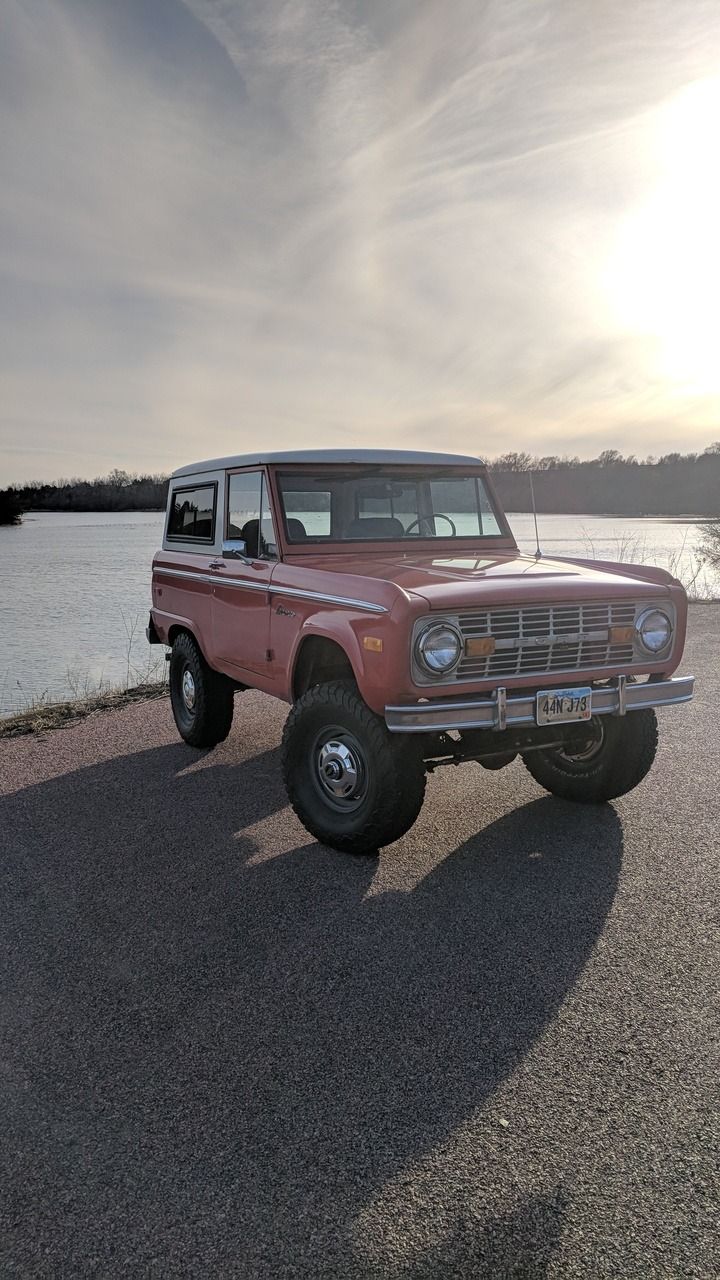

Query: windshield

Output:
[276, 468, 504, 544]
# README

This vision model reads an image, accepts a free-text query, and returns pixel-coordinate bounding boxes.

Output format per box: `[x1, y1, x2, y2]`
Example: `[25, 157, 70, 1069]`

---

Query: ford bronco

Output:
[148, 449, 694, 853]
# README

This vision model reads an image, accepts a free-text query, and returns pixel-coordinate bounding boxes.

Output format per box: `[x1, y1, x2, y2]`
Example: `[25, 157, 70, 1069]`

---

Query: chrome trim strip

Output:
[272, 586, 388, 614]
[156, 566, 268, 592]
[385, 676, 695, 733]
[617, 673, 627, 716]
[153, 566, 388, 612]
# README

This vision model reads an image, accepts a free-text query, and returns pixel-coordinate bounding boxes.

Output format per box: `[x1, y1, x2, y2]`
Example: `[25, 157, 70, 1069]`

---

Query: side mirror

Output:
[222, 538, 248, 560]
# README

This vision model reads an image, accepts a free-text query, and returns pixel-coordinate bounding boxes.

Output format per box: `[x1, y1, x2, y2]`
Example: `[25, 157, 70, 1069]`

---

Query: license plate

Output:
[536, 687, 592, 725]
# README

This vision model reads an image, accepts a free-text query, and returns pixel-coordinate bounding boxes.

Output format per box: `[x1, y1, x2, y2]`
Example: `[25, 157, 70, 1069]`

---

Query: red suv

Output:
[148, 449, 694, 853]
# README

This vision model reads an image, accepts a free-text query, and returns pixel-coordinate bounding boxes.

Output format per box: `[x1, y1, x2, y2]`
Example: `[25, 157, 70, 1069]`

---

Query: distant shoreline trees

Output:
[1, 447, 719, 525]
[486, 443, 720, 518]
[0, 470, 169, 524]
[0, 488, 23, 525]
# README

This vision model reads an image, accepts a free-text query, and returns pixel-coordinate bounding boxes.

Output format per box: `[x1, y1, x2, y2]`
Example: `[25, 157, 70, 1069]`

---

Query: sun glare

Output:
[606, 77, 720, 394]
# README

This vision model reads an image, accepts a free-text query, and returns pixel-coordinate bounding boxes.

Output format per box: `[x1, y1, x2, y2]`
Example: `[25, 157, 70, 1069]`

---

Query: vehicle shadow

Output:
[399, 1187, 570, 1279]
[0, 743, 622, 1276]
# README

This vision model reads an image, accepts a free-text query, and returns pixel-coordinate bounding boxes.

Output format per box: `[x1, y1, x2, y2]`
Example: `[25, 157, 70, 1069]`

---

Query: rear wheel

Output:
[522, 709, 658, 803]
[169, 632, 234, 748]
[282, 680, 426, 854]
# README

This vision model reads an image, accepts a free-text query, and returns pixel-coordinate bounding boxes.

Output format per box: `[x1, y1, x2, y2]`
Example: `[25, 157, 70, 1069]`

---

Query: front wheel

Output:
[522, 709, 659, 803]
[281, 680, 426, 854]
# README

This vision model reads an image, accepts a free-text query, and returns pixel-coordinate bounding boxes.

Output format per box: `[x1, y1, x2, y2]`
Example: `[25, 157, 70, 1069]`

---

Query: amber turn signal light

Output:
[465, 636, 496, 657]
[363, 636, 383, 652]
[609, 625, 636, 645]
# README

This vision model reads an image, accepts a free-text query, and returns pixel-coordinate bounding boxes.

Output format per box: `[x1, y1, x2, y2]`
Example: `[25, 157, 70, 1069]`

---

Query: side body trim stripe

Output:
[154, 565, 388, 614]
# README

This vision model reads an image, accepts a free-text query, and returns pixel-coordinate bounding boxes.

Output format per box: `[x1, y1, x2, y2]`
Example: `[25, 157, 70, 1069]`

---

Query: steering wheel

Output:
[404, 513, 457, 537]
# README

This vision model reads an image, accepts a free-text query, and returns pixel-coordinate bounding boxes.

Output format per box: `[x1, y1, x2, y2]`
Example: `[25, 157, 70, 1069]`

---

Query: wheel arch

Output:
[291, 633, 358, 701]
[168, 621, 193, 646]
[167, 622, 210, 663]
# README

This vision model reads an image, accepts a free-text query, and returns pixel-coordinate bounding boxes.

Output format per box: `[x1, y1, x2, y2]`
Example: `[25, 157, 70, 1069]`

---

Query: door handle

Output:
[209, 560, 226, 570]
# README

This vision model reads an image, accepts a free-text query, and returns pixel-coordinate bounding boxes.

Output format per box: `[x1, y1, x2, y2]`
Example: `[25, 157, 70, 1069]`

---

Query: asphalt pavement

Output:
[1, 605, 718, 1278]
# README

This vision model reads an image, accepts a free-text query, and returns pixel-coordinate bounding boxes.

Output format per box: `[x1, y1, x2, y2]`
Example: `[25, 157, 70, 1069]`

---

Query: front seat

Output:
[286, 517, 308, 541]
[347, 516, 405, 539]
[240, 519, 260, 557]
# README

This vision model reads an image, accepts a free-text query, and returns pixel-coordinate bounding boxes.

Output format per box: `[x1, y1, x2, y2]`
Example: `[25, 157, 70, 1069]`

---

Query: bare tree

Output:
[491, 451, 533, 471]
[700, 520, 720, 566]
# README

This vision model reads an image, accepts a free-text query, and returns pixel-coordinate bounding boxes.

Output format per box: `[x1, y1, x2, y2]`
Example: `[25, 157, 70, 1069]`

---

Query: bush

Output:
[700, 520, 720, 567]
[0, 488, 23, 525]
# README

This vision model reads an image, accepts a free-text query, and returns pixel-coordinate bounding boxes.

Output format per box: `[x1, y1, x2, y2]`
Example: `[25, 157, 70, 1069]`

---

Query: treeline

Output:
[2, 446, 720, 525]
[0, 489, 23, 525]
[487, 445, 720, 516]
[1, 470, 169, 523]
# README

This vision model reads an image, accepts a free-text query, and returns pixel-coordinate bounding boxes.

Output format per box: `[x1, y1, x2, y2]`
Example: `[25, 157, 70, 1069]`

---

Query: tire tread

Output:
[170, 632, 234, 749]
[281, 679, 426, 853]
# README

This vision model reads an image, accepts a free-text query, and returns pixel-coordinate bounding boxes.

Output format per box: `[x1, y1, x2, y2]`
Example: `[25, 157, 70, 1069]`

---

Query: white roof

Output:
[172, 448, 485, 477]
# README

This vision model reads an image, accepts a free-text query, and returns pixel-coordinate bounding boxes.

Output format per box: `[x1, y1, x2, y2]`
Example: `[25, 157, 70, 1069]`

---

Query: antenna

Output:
[529, 471, 542, 559]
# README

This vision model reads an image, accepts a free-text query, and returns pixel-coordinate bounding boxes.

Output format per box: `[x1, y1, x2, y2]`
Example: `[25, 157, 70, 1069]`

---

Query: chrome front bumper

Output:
[385, 675, 695, 734]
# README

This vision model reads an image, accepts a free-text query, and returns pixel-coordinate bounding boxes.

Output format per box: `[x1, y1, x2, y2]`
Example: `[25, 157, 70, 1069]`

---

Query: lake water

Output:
[0, 510, 715, 717]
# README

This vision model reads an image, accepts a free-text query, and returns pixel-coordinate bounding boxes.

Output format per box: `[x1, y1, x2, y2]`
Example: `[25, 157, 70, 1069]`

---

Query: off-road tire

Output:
[282, 680, 426, 854]
[169, 631, 234, 748]
[522, 708, 659, 803]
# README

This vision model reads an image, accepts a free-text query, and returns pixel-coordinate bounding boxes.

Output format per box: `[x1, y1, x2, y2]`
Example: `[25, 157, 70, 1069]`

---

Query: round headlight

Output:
[416, 623, 463, 675]
[636, 607, 672, 654]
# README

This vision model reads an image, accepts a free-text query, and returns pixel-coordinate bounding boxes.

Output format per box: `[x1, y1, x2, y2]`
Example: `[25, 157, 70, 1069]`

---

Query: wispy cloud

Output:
[2, 0, 720, 481]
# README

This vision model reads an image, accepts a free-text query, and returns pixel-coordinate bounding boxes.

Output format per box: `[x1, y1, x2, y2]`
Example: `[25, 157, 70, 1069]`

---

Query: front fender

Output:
[280, 607, 408, 715]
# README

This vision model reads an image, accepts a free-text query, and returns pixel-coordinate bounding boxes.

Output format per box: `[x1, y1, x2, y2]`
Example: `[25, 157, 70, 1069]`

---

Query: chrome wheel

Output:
[181, 668, 196, 712]
[313, 729, 368, 811]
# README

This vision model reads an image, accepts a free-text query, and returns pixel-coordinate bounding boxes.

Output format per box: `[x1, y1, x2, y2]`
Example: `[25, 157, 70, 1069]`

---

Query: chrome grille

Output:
[454, 600, 638, 681]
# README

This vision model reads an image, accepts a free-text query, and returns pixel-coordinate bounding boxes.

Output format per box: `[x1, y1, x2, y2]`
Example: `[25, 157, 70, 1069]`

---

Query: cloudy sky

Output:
[3, 0, 720, 482]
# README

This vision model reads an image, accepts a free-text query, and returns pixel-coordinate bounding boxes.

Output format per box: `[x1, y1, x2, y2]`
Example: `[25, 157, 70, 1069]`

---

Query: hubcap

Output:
[314, 733, 367, 809]
[181, 668, 196, 712]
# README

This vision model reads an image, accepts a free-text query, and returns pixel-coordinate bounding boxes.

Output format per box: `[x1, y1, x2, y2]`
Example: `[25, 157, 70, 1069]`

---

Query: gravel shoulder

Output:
[1, 607, 718, 1277]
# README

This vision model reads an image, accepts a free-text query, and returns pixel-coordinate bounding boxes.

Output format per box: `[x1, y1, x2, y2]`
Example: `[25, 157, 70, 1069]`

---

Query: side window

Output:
[227, 471, 276, 559]
[167, 484, 216, 541]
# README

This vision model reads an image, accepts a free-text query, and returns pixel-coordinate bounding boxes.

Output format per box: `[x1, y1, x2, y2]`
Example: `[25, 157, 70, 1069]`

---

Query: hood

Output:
[282, 549, 672, 609]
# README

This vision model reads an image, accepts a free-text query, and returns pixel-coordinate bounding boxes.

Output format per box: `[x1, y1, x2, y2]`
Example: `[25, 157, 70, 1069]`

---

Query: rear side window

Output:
[167, 484, 216, 542]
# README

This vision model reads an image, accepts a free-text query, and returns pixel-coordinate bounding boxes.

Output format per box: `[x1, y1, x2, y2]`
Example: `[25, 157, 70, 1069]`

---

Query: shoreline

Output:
[0, 681, 168, 738]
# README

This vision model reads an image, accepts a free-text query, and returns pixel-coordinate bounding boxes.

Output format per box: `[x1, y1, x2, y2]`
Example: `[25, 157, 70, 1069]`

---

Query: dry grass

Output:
[579, 527, 719, 601]
[0, 680, 168, 739]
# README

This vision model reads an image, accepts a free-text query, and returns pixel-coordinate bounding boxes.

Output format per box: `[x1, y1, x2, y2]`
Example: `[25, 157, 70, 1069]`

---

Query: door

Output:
[210, 469, 277, 678]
